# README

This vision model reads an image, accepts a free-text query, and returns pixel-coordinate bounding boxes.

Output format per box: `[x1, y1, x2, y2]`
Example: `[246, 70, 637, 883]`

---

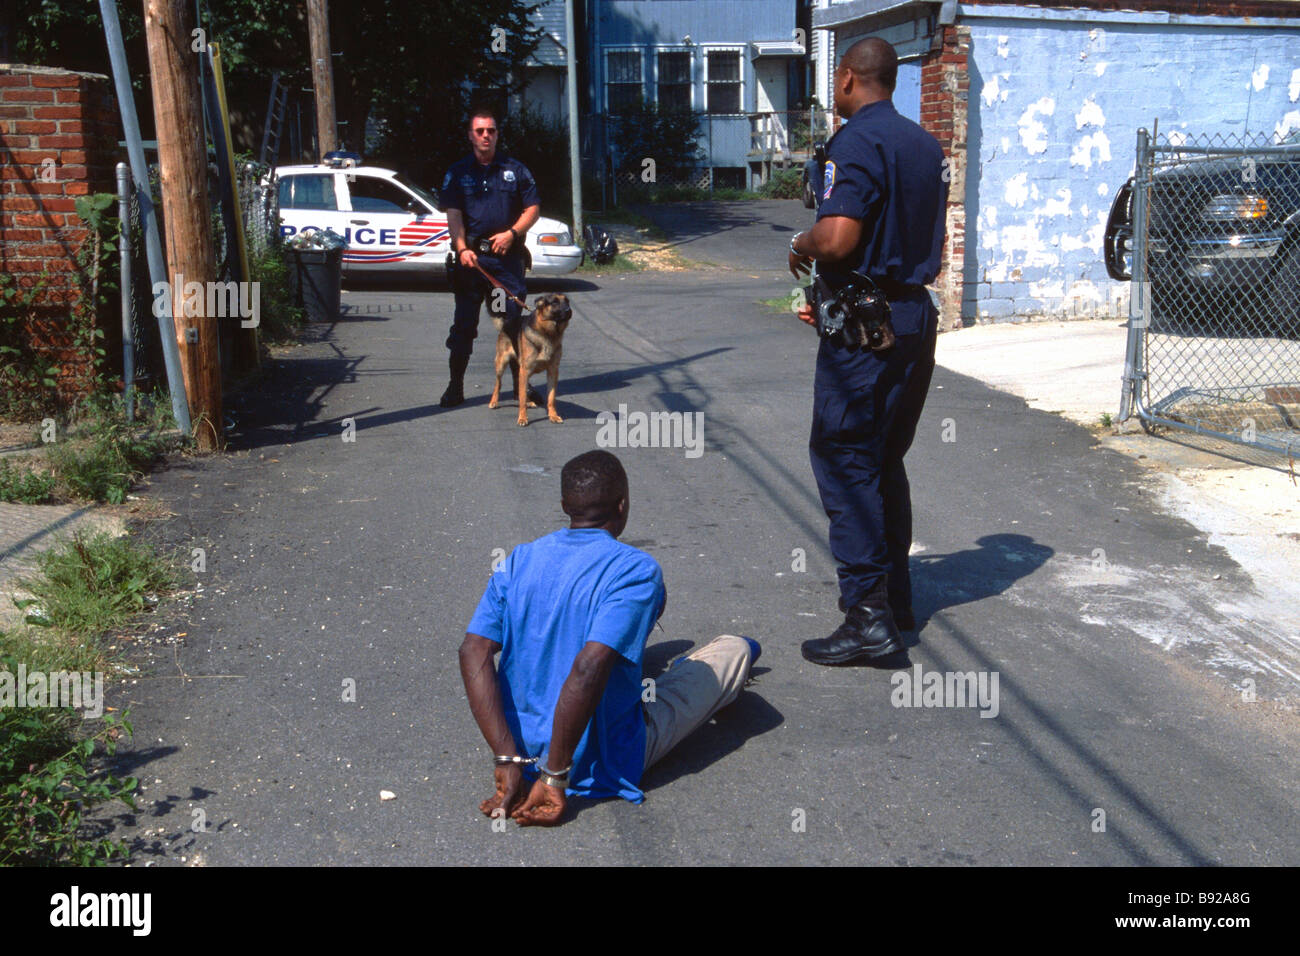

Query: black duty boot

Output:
[803, 583, 904, 666]
[440, 354, 470, 407]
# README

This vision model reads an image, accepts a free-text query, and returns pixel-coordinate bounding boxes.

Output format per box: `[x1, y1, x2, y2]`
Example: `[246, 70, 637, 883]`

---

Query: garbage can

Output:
[289, 247, 343, 323]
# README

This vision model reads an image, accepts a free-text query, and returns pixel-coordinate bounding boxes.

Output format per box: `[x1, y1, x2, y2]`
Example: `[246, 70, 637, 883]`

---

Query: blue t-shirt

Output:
[466, 527, 666, 803]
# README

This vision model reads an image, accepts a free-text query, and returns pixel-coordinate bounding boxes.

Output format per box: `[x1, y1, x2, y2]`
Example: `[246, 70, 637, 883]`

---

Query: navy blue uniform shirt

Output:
[441, 153, 540, 242]
[816, 100, 947, 311]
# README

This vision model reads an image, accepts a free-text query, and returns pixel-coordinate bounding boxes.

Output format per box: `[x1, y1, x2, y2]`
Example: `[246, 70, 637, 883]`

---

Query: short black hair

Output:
[839, 36, 898, 93]
[467, 106, 498, 128]
[561, 450, 628, 519]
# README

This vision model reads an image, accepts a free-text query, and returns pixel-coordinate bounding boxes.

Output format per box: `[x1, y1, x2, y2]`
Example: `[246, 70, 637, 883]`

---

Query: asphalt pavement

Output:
[99, 203, 1299, 866]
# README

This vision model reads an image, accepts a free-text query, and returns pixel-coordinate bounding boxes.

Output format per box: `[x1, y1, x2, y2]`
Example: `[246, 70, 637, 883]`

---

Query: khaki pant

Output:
[643, 634, 754, 769]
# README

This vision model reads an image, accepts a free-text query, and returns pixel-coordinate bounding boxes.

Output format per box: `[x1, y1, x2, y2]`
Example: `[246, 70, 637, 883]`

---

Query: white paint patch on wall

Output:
[1290, 68, 1300, 103]
[997, 35, 1009, 58]
[1276, 110, 1300, 142]
[1018, 96, 1055, 154]
[1094, 61, 1107, 77]
[1039, 187, 1071, 219]
[1097, 182, 1109, 198]
[1251, 63, 1270, 92]
[1075, 96, 1105, 130]
[1004, 172, 1030, 208]
[982, 73, 1001, 108]
[1071, 131, 1112, 170]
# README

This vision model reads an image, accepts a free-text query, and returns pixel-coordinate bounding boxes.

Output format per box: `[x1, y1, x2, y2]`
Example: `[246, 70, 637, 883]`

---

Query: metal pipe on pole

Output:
[99, 0, 190, 434]
[564, 0, 583, 245]
[116, 162, 135, 423]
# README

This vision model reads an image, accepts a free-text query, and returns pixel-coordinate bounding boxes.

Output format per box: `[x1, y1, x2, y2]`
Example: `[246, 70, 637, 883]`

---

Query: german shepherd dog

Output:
[488, 293, 573, 426]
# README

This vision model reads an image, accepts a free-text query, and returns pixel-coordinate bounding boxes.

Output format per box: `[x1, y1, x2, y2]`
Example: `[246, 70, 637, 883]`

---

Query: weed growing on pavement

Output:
[0, 459, 56, 504]
[46, 393, 178, 504]
[17, 530, 176, 636]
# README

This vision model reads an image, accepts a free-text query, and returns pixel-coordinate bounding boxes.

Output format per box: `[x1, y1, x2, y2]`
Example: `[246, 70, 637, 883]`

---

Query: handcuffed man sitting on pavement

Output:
[458, 449, 761, 826]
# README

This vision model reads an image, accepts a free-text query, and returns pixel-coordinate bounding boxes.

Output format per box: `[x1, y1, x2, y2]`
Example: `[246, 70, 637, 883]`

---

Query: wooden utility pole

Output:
[307, 0, 337, 158]
[144, 0, 223, 451]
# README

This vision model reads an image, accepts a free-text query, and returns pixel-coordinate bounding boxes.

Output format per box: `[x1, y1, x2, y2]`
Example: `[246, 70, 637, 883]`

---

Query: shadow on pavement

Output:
[909, 532, 1055, 640]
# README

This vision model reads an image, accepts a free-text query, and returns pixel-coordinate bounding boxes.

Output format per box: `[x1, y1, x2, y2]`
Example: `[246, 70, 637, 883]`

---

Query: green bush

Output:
[0, 459, 56, 504]
[0, 696, 136, 866]
[758, 167, 803, 200]
[249, 244, 305, 343]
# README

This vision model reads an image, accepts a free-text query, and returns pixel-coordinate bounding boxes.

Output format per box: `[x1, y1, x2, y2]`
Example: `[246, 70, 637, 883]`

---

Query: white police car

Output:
[275, 157, 582, 277]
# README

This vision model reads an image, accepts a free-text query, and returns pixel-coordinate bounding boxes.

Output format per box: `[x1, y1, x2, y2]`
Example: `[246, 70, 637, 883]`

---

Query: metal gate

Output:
[1116, 128, 1300, 463]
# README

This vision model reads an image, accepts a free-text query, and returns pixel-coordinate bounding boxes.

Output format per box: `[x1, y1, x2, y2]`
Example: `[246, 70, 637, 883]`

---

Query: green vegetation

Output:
[757, 167, 803, 200]
[0, 696, 136, 866]
[45, 395, 176, 505]
[0, 524, 183, 864]
[17, 530, 176, 636]
[576, 252, 646, 275]
[0, 394, 178, 506]
[0, 459, 57, 505]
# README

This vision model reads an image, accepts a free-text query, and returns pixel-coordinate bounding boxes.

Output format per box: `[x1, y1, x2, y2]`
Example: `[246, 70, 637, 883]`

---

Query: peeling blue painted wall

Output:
[965, 17, 1300, 321]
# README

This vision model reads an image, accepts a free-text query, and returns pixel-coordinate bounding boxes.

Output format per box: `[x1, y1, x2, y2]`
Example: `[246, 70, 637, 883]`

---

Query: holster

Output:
[813, 273, 896, 352]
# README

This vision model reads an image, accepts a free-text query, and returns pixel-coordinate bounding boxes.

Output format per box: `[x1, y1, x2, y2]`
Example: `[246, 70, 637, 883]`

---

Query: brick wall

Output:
[0, 64, 120, 407]
[920, 25, 970, 332]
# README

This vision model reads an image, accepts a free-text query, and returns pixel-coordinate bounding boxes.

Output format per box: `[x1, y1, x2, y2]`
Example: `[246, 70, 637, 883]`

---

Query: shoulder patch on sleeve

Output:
[823, 160, 836, 201]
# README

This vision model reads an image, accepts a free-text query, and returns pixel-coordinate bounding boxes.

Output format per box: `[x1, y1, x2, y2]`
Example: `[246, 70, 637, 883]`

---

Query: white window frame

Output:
[702, 45, 745, 115]
[604, 46, 644, 112]
[652, 46, 694, 112]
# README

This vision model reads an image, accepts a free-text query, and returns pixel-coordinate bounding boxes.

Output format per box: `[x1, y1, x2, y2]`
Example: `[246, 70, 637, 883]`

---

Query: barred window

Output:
[607, 50, 643, 110]
[657, 51, 692, 111]
[706, 51, 741, 114]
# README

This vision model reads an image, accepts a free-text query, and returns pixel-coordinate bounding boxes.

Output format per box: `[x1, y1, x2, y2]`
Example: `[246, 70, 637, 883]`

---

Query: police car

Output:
[275, 156, 583, 277]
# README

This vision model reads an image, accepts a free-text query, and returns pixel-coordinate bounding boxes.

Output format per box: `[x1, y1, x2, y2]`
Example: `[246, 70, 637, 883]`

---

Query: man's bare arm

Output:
[458, 633, 518, 758]
[545, 640, 620, 772]
[788, 215, 865, 275]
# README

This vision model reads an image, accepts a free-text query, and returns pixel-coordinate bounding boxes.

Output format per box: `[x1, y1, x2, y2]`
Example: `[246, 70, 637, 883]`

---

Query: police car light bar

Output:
[323, 150, 362, 168]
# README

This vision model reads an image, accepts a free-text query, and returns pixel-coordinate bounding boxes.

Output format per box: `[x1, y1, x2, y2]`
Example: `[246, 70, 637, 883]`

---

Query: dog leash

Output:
[468, 257, 530, 311]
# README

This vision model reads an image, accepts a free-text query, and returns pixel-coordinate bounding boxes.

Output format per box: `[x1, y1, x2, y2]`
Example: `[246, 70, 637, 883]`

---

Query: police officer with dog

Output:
[439, 108, 541, 408]
[788, 37, 948, 666]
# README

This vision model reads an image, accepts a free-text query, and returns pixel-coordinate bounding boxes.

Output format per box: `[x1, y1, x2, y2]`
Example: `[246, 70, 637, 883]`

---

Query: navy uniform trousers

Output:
[446, 251, 526, 359]
[809, 293, 938, 617]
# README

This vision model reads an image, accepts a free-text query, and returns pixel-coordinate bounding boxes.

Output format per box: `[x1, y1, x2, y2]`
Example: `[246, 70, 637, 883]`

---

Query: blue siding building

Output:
[813, 0, 1300, 327]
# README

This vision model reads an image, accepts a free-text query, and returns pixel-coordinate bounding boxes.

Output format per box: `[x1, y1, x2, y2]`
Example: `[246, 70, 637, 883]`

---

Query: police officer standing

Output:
[788, 37, 947, 666]
[439, 108, 541, 407]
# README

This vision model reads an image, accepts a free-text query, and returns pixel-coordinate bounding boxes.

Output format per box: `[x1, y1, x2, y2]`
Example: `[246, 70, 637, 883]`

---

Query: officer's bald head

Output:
[838, 37, 898, 94]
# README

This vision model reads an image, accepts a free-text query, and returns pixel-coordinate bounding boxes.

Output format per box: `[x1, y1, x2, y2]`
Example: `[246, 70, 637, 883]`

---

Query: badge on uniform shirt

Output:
[460, 175, 475, 191]
[503, 169, 516, 183]
[823, 160, 836, 201]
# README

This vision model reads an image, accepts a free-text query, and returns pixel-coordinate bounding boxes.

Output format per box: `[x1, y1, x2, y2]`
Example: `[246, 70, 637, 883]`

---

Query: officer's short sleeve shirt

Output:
[440, 154, 540, 240]
[815, 100, 948, 296]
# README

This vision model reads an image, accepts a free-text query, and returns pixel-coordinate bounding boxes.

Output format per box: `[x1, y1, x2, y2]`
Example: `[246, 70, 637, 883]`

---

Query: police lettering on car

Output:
[438, 108, 541, 408]
[787, 38, 948, 667]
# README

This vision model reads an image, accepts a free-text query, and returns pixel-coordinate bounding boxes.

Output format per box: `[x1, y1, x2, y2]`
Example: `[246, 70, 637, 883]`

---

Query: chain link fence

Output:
[118, 161, 283, 392]
[1119, 129, 1300, 464]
